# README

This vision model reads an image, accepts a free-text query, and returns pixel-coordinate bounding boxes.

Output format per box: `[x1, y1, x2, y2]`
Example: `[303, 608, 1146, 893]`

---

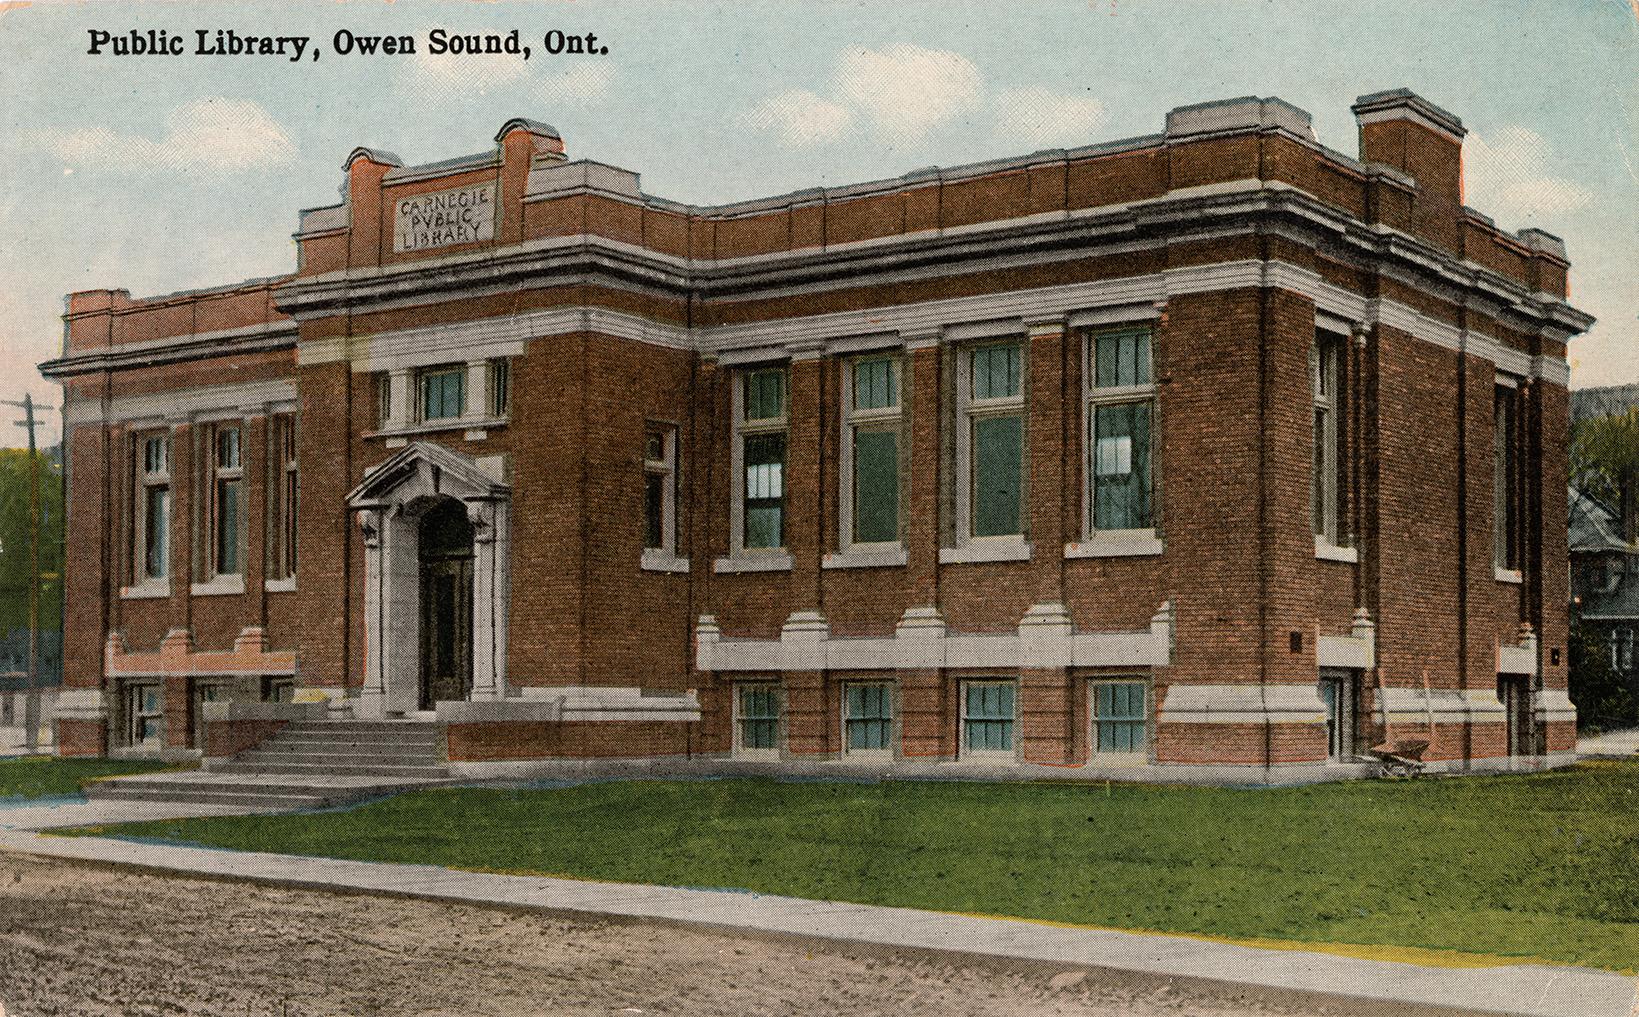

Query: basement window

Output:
[960, 680, 1016, 758]
[734, 682, 780, 757]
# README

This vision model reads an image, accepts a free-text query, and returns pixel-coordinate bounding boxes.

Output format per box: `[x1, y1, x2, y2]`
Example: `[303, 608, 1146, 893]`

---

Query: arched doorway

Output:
[419, 497, 474, 709]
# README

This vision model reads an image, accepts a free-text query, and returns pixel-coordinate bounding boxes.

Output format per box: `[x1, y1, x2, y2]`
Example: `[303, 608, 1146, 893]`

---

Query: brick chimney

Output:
[1351, 89, 1466, 250]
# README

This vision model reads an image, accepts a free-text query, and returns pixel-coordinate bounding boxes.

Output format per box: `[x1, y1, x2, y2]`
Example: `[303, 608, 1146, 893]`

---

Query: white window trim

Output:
[1496, 566, 1523, 584]
[838, 355, 904, 558]
[264, 576, 298, 593]
[1090, 678, 1150, 763]
[134, 433, 171, 584]
[732, 680, 782, 760]
[1083, 328, 1160, 547]
[642, 423, 680, 563]
[958, 679, 1019, 762]
[954, 338, 1029, 557]
[205, 423, 245, 581]
[724, 365, 789, 566]
[1311, 336, 1342, 548]
[841, 680, 895, 759]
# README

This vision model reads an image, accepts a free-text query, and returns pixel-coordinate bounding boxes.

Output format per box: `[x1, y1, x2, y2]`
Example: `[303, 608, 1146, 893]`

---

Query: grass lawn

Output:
[79, 762, 1639, 971]
[0, 756, 174, 799]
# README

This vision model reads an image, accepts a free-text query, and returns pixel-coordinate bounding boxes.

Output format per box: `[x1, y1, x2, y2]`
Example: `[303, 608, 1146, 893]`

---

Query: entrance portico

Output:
[348, 442, 510, 719]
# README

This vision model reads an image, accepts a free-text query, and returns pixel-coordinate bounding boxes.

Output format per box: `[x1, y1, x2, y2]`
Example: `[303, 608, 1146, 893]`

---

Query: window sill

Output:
[264, 576, 297, 594]
[1064, 531, 1163, 558]
[714, 552, 794, 574]
[1088, 751, 1149, 767]
[731, 749, 781, 761]
[1315, 538, 1359, 564]
[1496, 567, 1523, 584]
[119, 580, 171, 601]
[191, 576, 246, 597]
[640, 550, 691, 574]
[367, 416, 508, 444]
[840, 750, 894, 762]
[823, 547, 908, 570]
[940, 539, 1032, 565]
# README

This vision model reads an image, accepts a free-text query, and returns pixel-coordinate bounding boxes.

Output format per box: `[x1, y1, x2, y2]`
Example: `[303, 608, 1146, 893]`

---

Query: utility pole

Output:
[3, 394, 52, 751]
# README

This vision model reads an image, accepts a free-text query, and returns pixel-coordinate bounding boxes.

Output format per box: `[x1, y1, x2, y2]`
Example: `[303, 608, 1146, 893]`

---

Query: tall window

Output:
[489, 359, 511, 417]
[1086, 328, 1156, 533]
[643, 424, 677, 554]
[1311, 333, 1342, 543]
[1494, 381, 1521, 571]
[1092, 680, 1147, 755]
[735, 682, 780, 755]
[738, 367, 787, 551]
[961, 680, 1016, 756]
[962, 342, 1025, 539]
[844, 355, 902, 547]
[269, 414, 298, 581]
[135, 434, 171, 581]
[207, 424, 243, 578]
[844, 682, 892, 754]
[420, 366, 466, 421]
[376, 373, 393, 428]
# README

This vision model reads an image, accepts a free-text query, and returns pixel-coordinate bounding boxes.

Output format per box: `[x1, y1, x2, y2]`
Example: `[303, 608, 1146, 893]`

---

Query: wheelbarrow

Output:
[1369, 738, 1429, 778]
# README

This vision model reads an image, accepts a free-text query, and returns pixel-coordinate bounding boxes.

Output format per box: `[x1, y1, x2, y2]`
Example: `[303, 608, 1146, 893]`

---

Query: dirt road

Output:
[0, 851, 1349, 1016]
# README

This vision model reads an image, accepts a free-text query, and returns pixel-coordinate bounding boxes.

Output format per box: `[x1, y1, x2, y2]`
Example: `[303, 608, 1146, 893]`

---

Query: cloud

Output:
[744, 89, 854, 147]
[405, 44, 528, 96]
[540, 62, 614, 104]
[993, 86, 1106, 147]
[833, 44, 981, 139]
[27, 98, 295, 173]
[1465, 126, 1592, 224]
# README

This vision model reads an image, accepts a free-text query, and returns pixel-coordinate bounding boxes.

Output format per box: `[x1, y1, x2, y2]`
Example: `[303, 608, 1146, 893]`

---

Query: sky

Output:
[1, 0, 1634, 448]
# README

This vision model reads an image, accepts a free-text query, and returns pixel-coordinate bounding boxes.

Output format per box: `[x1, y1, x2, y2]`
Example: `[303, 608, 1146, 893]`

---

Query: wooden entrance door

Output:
[418, 499, 474, 711]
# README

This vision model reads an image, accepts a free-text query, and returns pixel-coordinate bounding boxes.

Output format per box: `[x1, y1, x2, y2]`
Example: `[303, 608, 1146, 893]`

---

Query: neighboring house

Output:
[42, 89, 1593, 780]
[1570, 487, 1639, 686]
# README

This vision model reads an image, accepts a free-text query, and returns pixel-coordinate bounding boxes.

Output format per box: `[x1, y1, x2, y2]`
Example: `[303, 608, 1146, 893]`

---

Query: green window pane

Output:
[146, 488, 170, 578]
[217, 479, 241, 575]
[423, 370, 465, 419]
[739, 685, 779, 750]
[973, 415, 1023, 537]
[845, 685, 891, 751]
[217, 428, 240, 469]
[743, 433, 786, 549]
[1093, 402, 1151, 530]
[1095, 682, 1146, 753]
[643, 472, 664, 549]
[972, 344, 1021, 399]
[746, 370, 786, 421]
[853, 429, 899, 544]
[1095, 330, 1151, 388]
[853, 358, 898, 410]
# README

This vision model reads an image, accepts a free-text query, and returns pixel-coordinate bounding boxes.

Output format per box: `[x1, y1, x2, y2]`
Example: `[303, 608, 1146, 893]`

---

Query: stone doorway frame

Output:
[347, 442, 510, 718]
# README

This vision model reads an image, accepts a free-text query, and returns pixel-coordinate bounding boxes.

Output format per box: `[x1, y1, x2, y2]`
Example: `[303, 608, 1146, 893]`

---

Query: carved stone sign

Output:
[393, 182, 496, 253]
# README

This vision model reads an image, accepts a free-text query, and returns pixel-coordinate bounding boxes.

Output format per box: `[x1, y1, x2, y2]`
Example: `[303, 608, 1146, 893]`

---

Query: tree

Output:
[1569, 615, 1635, 733]
[1571, 407, 1639, 542]
[0, 446, 63, 641]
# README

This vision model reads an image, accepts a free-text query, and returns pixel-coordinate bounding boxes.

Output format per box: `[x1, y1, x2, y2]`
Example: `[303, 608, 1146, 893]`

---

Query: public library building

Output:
[44, 89, 1592, 780]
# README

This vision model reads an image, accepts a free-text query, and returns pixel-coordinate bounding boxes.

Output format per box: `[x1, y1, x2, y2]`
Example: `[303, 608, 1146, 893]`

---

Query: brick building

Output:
[43, 89, 1593, 781]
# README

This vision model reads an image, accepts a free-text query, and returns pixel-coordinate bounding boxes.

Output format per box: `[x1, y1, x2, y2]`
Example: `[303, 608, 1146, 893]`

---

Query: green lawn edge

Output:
[0, 756, 177, 799]
[63, 762, 1639, 972]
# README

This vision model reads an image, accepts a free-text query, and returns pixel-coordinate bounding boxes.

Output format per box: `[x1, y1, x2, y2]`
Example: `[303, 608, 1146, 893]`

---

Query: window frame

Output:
[488, 358, 511, 418]
[1494, 376, 1523, 577]
[840, 354, 905, 554]
[418, 365, 467, 422]
[959, 679, 1018, 760]
[1318, 670, 1359, 761]
[1083, 326, 1158, 542]
[1090, 678, 1150, 759]
[123, 680, 163, 748]
[730, 366, 790, 557]
[133, 432, 172, 585]
[642, 422, 678, 556]
[1311, 332, 1344, 546]
[268, 414, 299, 585]
[841, 680, 895, 758]
[956, 340, 1027, 546]
[732, 680, 782, 759]
[203, 422, 245, 580]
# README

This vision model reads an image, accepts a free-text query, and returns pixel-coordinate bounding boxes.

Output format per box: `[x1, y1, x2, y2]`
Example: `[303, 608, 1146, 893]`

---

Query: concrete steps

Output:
[85, 719, 452, 810]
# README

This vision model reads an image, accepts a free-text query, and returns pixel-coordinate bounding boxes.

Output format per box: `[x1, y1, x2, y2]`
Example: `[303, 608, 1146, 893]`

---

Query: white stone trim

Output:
[119, 579, 171, 600]
[713, 552, 793, 574]
[53, 687, 109, 722]
[66, 379, 297, 426]
[1536, 687, 1576, 724]
[823, 548, 908, 569]
[640, 550, 690, 574]
[1157, 683, 1331, 725]
[1377, 687, 1508, 724]
[1064, 531, 1163, 558]
[264, 576, 297, 594]
[695, 602, 1173, 673]
[940, 539, 1032, 565]
[1314, 537, 1358, 563]
[1495, 567, 1523, 584]
[189, 575, 246, 597]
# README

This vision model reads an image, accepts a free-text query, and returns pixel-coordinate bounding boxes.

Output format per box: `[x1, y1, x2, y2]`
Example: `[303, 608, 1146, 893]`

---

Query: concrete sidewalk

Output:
[0, 822, 1631, 1017]
[1579, 727, 1639, 758]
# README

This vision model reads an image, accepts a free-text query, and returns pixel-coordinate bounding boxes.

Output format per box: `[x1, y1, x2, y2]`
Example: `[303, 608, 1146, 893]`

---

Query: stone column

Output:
[466, 498, 509, 701]
[356, 508, 386, 718]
